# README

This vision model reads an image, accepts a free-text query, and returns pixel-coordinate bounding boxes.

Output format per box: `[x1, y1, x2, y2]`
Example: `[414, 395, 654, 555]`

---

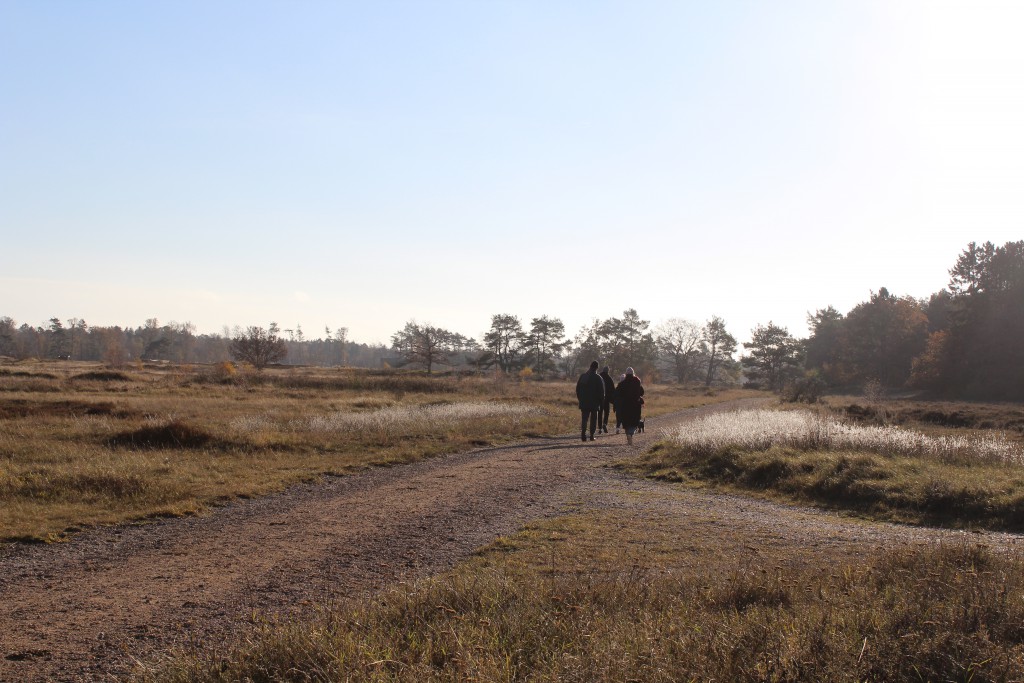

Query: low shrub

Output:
[71, 370, 133, 382]
[0, 399, 122, 419]
[108, 420, 222, 450]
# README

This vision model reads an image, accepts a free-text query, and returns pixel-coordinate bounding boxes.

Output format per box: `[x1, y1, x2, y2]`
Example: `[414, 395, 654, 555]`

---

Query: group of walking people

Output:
[575, 360, 645, 445]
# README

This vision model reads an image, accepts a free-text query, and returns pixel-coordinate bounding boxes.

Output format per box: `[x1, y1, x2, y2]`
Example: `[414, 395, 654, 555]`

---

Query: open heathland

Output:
[0, 359, 758, 542]
[5, 389, 1024, 682]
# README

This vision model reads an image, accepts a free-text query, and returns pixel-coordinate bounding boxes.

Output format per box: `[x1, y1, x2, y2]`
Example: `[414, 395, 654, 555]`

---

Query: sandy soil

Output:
[2, 398, 1021, 682]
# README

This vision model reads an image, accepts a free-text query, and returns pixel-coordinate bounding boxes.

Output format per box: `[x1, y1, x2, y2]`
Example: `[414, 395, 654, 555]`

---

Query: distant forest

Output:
[2, 240, 1021, 400]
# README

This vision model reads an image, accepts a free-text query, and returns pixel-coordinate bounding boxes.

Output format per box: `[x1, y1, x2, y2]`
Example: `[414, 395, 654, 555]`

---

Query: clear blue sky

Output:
[2, 1, 1022, 345]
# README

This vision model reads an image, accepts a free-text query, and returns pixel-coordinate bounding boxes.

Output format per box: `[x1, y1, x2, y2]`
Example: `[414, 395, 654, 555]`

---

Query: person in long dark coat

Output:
[614, 372, 625, 433]
[598, 366, 615, 434]
[575, 360, 605, 442]
[615, 366, 645, 445]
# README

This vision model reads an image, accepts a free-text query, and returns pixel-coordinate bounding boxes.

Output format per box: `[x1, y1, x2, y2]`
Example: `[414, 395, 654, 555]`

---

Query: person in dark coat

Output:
[614, 372, 625, 433]
[615, 366, 645, 445]
[598, 366, 615, 434]
[575, 360, 605, 442]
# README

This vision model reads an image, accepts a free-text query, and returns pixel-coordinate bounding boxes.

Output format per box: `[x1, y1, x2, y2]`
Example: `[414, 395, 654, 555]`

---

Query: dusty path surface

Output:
[3, 398, 1022, 682]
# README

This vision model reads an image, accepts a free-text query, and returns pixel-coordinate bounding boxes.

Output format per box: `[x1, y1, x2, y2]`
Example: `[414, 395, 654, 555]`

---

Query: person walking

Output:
[575, 360, 605, 442]
[598, 366, 615, 434]
[614, 372, 625, 433]
[615, 367, 645, 445]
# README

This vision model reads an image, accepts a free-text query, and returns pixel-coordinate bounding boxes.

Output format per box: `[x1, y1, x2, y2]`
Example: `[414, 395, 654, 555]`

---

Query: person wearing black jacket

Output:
[615, 367, 645, 445]
[598, 366, 615, 434]
[575, 360, 605, 442]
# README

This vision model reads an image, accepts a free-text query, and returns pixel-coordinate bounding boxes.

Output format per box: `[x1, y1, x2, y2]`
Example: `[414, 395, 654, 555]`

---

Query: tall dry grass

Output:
[665, 408, 1023, 464]
[137, 511, 1024, 682]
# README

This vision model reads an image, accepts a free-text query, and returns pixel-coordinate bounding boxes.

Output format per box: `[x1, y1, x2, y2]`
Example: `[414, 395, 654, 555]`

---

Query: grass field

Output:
[633, 399, 1024, 531]
[0, 359, 759, 542]
[137, 509, 1024, 682]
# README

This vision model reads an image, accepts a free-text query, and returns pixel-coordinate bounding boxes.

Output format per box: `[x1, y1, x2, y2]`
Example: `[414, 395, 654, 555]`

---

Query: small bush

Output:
[71, 370, 132, 382]
[108, 420, 220, 450]
[783, 372, 827, 403]
[0, 369, 58, 379]
[9, 472, 149, 500]
[0, 399, 123, 419]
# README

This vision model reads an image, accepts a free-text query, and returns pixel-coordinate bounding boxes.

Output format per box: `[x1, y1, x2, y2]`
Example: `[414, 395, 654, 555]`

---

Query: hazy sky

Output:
[2, 1, 1022, 345]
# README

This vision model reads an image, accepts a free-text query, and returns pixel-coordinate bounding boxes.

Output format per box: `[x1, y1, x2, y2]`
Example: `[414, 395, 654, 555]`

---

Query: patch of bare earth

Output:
[3, 397, 1021, 682]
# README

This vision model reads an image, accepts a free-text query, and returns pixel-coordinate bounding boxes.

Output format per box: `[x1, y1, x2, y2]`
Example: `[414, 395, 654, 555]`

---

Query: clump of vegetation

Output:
[71, 370, 133, 382]
[10, 471, 150, 501]
[108, 420, 221, 450]
[0, 399, 122, 419]
[0, 368, 58, 379]
[136, 513, 1024, 683]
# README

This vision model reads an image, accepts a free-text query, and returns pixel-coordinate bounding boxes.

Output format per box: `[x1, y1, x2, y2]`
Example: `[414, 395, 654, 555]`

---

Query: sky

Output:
[2, 1, 1023, 346]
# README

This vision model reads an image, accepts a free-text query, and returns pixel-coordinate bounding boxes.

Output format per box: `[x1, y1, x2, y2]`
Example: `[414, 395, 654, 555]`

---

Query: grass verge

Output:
[136, 510, 1024, 682]
[630, 407, 1024, 531]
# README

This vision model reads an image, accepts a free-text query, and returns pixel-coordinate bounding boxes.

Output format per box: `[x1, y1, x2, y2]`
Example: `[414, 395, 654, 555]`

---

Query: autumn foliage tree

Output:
[842, 288, 929, 387]
[924, 240, 1024, 398]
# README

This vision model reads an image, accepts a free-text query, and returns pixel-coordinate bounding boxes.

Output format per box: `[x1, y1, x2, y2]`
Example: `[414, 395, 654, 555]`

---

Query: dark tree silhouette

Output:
[230, 326, 288, 370]
[391, 321, 454, 374]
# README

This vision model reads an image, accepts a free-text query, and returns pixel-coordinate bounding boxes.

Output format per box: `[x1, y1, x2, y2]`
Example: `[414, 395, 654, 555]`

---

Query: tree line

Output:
[738, 240, 1024, 401]
[387, 311, 740, 386]
[3, 240, 1019, 399]
[0, 309, 743, 386]
[0, 318, 388, 370]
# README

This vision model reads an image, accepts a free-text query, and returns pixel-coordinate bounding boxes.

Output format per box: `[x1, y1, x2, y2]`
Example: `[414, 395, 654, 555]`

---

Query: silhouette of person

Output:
[598, 366, 615, 434]
[615, 367, 645, 445]
[575, 360, 605, 442]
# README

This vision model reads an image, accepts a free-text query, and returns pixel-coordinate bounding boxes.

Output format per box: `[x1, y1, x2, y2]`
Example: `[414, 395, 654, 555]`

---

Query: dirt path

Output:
[3, 398, 1021, 682]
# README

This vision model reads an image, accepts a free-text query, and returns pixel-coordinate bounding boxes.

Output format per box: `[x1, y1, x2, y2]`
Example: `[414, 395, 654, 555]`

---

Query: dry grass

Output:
[0, 360, 759, 542]
[635, 406, 1024, 531]
[136, 510, 1024, 682]
[823, 395, 1024, 441]
[663, 408, 1023, 464]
